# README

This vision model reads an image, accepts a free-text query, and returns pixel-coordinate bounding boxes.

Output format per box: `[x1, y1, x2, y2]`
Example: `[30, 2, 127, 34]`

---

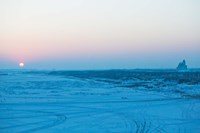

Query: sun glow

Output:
[19, 62, 25, 67]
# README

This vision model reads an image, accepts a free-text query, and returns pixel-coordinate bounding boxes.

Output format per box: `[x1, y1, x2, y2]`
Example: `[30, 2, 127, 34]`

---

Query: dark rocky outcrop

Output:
[177, 60, 187, 70]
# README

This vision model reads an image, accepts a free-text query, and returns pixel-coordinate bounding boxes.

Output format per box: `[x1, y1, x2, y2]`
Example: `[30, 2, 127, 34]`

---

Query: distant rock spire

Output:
[177, 59, 187, 70]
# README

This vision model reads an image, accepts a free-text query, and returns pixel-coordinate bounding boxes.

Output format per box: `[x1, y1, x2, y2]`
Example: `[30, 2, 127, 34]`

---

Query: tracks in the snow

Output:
[0, 97, 199, 133]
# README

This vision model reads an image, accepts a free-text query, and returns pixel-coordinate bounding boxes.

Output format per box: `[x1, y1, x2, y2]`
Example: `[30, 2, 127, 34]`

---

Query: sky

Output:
[0, 0, 200, 69]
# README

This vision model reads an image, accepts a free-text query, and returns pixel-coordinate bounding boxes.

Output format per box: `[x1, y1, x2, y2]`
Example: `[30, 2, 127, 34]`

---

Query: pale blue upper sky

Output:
[0, 0, 200, 69]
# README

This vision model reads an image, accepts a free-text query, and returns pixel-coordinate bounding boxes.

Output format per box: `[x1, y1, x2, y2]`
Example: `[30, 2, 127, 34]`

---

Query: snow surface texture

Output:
[0, 70, 200, 133]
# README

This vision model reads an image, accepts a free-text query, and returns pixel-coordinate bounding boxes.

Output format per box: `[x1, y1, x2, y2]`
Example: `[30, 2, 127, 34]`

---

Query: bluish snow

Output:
[0, 70, 200, 133]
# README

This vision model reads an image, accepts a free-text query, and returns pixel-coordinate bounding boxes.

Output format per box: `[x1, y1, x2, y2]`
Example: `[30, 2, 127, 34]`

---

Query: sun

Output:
[19, 62, 25, 67]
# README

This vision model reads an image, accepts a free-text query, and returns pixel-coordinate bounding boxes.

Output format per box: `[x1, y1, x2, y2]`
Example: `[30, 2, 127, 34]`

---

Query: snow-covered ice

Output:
[0, 70, 200, 133]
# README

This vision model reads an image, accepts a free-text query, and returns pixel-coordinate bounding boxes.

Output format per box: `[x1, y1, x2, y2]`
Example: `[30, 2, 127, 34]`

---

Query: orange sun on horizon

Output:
[19, 62, 25, 68]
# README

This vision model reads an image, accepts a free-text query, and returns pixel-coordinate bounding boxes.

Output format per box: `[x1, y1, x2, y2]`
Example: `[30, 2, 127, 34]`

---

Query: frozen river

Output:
[0, 70, 200, 133]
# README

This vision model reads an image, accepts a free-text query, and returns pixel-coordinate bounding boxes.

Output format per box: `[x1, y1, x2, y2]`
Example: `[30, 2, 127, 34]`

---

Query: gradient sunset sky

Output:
[0, 0, 200, 69]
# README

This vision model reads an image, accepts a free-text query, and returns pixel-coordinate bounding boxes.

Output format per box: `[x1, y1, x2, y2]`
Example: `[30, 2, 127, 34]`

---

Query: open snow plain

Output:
[0, 70, 200, 133]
